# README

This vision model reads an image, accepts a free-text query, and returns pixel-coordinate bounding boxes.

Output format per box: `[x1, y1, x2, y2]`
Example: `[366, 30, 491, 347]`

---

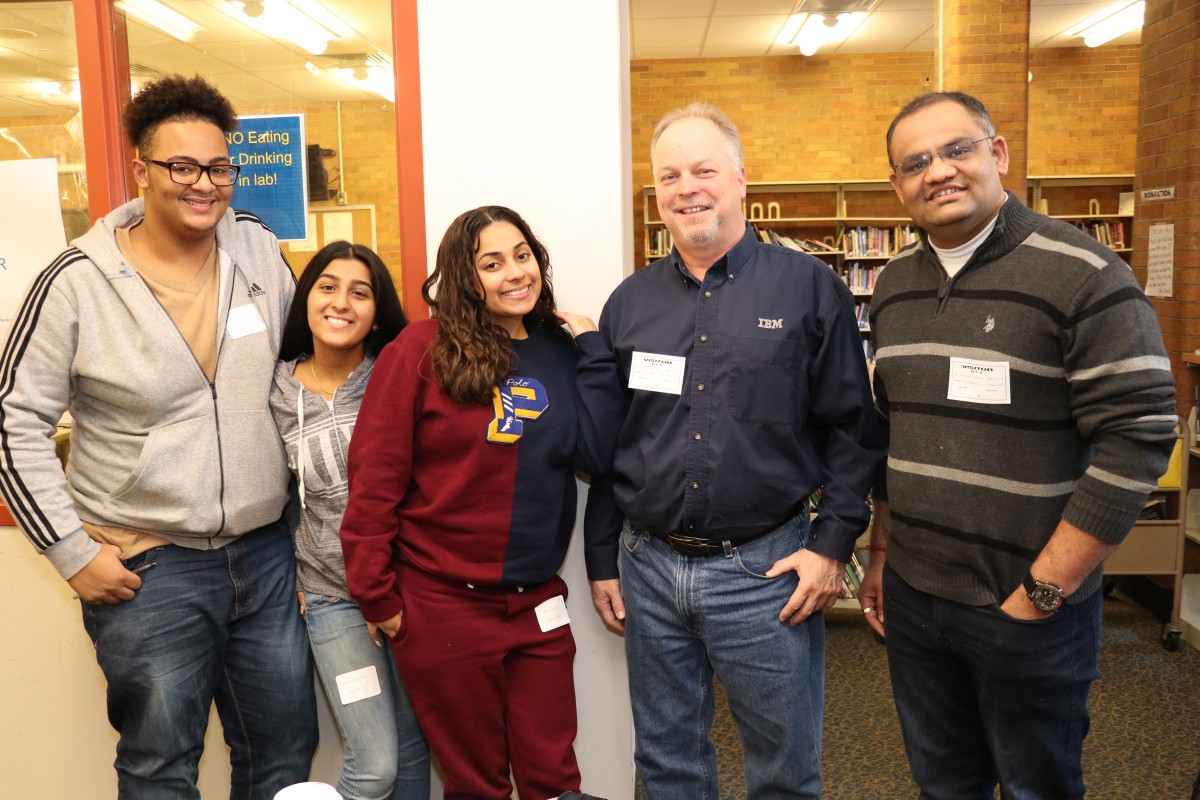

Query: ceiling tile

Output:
[705, 15, 789, 47]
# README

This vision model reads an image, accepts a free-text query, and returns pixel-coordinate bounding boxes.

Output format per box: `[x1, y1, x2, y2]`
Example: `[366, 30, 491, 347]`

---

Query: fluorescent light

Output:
[1067, 0, 1144, 48]
[223, 0, 345, 56]
[116, 0, 203, 42]
[788, 12, 867, 56]
[328, 63, 394, 103]
[32, 80, 80, 100]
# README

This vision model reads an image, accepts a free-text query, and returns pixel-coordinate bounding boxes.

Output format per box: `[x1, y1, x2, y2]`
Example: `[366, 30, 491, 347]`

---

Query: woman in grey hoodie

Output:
[270, 241, 428, 800]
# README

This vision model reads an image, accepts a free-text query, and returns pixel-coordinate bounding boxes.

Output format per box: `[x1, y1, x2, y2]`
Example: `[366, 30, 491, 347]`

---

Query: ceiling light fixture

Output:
[224, 0, 350, 56]
[307, 54, 395, 103]
[1066, 0, 1145, 48]
[115, 0, 203, 42]
[788, 12, 867, 56]
[32, 80, 80, 100]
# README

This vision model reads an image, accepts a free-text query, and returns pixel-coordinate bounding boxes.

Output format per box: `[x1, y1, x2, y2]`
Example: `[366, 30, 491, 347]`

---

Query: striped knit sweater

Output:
[870, 192, 1176, 606]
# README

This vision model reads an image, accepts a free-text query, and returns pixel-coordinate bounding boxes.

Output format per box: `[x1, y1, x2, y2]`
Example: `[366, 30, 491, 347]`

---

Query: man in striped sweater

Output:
[858, 91, 1176, 799]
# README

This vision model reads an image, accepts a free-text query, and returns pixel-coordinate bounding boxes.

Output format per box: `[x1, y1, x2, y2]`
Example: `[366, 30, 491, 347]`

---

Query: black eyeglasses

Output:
[892, 136, 993, 179]
[145, 159, 240, 186]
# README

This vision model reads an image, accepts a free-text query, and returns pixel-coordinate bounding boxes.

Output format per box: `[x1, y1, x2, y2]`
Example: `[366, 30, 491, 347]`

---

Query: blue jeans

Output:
[882, 565, 1102, 800]
[619, 514, 824, 800]
[81, 521, 318, 799]
[303, 593, 430, 800]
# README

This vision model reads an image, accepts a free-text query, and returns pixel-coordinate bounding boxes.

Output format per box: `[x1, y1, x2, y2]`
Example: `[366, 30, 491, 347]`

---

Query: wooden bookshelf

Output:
[1026, 174, 1135, 258]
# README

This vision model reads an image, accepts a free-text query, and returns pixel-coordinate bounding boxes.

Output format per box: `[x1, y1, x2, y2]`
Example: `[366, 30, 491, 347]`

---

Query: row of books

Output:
[843, 225, 919, 258]
[1072, 220, 1127, 250]
[840, 263, 881, 294]
[646, 227, 674, 255]
[856, 300, 870, 331]
[841, 551, 867, 599]
[755, 226, 841, 254]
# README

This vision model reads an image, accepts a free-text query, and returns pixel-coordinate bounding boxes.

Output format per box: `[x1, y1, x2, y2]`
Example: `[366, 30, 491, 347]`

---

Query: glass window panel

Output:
[121, 0, 403, 296]
[0, 1, 90, 239]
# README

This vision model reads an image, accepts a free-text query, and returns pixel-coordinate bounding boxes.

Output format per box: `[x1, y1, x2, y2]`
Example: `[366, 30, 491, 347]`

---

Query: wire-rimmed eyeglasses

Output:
[892, 136, 993, 179]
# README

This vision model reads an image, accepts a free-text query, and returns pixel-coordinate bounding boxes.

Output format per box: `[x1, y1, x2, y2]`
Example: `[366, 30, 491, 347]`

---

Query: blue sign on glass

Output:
[227, 114, 308, 241]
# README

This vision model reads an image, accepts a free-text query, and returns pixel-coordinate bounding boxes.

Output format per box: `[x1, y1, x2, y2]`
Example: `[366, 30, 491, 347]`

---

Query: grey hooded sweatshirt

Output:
[0, 199, 295, 580]
[270, 354, 374, 599]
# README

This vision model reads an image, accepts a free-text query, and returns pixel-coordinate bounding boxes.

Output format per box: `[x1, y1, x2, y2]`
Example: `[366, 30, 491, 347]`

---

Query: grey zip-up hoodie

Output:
[0, 199, 295, 580]
[270, 354, 373, 599]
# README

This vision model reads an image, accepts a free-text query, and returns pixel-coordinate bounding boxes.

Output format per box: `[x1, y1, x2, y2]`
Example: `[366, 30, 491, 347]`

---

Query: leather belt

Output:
[649, 528, 775, 557]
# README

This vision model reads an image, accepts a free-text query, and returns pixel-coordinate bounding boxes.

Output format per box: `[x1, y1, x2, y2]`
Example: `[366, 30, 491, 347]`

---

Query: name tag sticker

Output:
[535, 594, 571, 633]
[947, 357, 1011, 405]
[335, 665, 382, 706]
[227, 303, 267, 339]
[629, 352, 686, 395]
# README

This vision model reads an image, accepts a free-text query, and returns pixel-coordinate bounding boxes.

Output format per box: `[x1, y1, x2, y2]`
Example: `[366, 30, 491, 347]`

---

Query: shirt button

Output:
[691, 482, 700, 489]
[694, 433, 702, 440]
[700, 335, 708, 342]
[697, 384, 705, 391]
[704, 291, 712, 298]
[688, 524, 695, 531]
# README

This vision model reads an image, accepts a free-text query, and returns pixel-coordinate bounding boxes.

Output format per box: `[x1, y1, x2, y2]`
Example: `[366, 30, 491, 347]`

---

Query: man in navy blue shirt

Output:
[583, 103, 883, 799]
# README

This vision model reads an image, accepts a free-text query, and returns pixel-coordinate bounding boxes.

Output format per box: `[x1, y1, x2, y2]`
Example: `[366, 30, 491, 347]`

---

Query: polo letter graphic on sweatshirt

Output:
[487, 376, 548, 444]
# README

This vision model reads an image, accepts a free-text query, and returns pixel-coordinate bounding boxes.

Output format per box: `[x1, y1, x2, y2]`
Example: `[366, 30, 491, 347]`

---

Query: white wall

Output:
[416, 1, 636, 797]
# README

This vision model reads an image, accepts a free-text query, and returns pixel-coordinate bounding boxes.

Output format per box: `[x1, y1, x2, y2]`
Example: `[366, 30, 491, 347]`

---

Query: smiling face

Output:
[652, 116, 747, 265]
[474, 220, 542, 337]
[306, 257, 377, 358]
[133, 118, 234, 243]
[887, 99, 1009, 249]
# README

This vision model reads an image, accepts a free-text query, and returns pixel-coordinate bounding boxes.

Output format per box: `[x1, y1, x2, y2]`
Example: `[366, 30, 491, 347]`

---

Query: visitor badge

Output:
[946, 357, 1011, 405]
[226, 303, 267, 339]
[535, 595, 570, 632]
[335, 665, 382, 705]
[628, 352, 686, 395]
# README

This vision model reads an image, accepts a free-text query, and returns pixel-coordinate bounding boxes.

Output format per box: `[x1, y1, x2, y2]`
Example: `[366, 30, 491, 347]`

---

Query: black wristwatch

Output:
[1023, 573, 1067, 613]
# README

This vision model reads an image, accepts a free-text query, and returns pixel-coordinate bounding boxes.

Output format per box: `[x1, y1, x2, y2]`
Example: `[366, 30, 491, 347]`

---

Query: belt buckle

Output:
[666, 533, 720, 557]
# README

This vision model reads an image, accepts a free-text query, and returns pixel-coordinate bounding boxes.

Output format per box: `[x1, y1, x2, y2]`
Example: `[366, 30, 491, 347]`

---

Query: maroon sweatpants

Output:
[391, 565, 581, 800]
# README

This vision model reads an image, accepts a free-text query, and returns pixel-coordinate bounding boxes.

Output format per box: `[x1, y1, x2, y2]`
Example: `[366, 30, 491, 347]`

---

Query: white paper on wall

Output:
[0, 159, 69, 345]
[1145, 223, 1174, 298]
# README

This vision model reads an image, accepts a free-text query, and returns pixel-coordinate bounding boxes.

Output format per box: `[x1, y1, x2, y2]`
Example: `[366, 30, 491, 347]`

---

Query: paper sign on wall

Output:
[1145, 223, 1174, 298]
[226, 114, 308, 241]
[0, 159, 69, 345]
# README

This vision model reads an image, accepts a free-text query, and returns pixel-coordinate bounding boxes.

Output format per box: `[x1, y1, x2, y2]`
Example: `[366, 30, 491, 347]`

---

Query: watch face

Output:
[1030, 584, 1064, 612]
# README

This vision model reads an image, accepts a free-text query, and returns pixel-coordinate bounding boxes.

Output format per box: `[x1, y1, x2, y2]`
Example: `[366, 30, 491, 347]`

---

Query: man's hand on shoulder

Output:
[67, 544, 142, 605]
[766, 548, 844, 626]
[590, 578, 626, 636]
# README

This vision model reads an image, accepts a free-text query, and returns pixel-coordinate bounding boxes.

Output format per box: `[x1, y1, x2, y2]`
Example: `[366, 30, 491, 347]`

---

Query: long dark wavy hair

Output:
[278, 241, 407, 362]
[422, 206, 564, 407]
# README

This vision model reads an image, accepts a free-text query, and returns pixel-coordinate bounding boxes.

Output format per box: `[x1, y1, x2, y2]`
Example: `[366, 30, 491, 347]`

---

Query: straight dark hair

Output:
[422, 206, 565, 407]
[278, 241, 407, 362]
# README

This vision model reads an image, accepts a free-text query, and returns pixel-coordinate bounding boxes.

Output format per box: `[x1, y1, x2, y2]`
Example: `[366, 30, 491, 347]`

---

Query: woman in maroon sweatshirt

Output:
[340, 206, 617, 800]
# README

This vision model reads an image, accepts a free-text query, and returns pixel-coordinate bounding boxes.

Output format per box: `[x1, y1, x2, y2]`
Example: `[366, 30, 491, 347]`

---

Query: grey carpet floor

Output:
[633, 594, 1200, 798]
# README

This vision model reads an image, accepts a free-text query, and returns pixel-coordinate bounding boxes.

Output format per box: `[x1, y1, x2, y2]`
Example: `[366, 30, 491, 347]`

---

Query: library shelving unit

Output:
[641, 180, 914, 347]
[1106, 414, 1191, 651]
[1181, 355, 1200, 648]
[1026, 174, 1134, 261]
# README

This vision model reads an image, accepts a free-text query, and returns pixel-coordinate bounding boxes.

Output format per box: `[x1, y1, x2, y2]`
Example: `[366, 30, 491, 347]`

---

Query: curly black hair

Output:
[123, 74, 238, 154]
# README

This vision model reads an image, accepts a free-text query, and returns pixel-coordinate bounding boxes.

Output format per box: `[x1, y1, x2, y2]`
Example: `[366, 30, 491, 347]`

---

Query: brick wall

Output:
[630, 46, 1141, 264]
[1029, 46, 1141, 175]
[1136, 0, 1200, 421]
[939, 0, 1031, 190]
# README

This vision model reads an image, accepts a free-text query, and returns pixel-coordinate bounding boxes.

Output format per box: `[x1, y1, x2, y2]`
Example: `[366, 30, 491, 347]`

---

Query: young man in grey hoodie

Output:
[0, 75, 316, 797]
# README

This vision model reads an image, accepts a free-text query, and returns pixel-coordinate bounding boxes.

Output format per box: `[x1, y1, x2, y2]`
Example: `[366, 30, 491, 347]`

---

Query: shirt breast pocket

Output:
[727, 336, 804, 425]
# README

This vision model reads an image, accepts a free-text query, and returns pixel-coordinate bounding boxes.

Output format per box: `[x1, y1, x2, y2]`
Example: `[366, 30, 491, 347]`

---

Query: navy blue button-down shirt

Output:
[583, 225, 884, 580]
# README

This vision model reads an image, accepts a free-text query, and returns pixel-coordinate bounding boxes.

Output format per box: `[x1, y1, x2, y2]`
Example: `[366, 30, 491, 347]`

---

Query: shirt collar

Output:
[669, 223, 758, 285]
